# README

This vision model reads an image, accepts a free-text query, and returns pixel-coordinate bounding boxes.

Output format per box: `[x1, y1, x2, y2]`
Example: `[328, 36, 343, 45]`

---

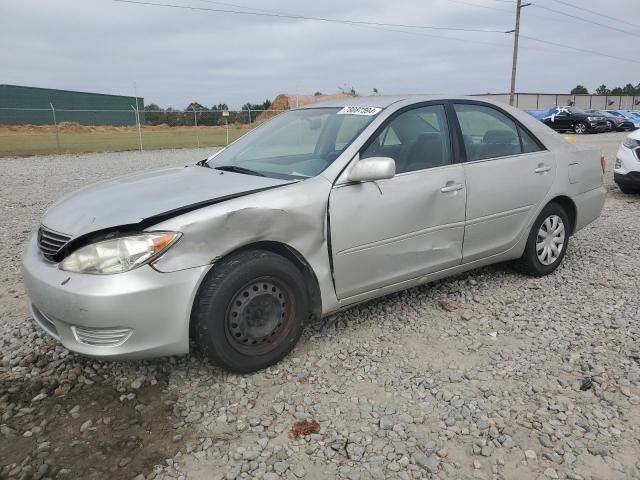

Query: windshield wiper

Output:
[213, 165, 265, 177]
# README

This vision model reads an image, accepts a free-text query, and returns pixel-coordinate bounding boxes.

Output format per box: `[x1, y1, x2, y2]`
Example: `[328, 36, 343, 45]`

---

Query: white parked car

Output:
[614, 129, 640, 194]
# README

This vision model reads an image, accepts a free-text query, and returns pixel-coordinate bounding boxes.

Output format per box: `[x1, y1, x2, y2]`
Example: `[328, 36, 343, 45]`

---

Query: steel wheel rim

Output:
[536, 215, 565, 266]
[224, 276, 295, 355]
[575, 123, 586, 134]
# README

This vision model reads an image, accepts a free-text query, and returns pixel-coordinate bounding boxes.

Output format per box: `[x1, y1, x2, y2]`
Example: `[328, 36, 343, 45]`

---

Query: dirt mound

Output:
[258, 92, 354, 121]
[271, 92, 353, 110]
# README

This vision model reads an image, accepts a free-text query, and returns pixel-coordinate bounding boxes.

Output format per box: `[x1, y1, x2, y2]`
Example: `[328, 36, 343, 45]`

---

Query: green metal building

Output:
[0, 84, 144, 126]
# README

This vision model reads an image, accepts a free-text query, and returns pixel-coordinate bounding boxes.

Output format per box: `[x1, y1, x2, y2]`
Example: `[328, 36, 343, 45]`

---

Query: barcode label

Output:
[337, 106, 382, 116]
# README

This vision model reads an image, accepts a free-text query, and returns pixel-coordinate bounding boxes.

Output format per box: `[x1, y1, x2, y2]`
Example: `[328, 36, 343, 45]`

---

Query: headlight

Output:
[59, 232, 181, 274]
[623, 138, 640, 149]
[587, 116, 596, 121]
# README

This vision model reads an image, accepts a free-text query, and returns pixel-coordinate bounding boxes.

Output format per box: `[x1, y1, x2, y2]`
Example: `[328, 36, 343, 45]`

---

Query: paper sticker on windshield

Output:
[337, 106, 382, 116]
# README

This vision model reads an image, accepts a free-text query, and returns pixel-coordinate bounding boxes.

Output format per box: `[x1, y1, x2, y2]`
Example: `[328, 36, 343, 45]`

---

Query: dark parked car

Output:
[585, 109, 635, 132]
[541, 106, 607, 134]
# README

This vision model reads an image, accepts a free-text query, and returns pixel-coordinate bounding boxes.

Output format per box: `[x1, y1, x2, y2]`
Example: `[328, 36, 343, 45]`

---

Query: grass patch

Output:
[0, 125, 253, 157]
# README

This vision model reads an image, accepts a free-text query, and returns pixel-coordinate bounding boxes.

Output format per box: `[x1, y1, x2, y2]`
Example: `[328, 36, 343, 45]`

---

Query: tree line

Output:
[570, 83, 640, 95]
[143, 100, 273, 126]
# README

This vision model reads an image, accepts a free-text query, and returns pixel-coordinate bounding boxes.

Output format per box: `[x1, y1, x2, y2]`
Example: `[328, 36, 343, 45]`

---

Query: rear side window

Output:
[453, 103, 543, 161]
[519, 126, 543, 153]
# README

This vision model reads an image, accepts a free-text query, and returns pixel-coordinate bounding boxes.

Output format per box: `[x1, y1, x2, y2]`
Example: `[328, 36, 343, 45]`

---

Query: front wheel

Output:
[514, 203, 570, 277]
[574, 122, 588, 134]
[192, 250, 308, 373]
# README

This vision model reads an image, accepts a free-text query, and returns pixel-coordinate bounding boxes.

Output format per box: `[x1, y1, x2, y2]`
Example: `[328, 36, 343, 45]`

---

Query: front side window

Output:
[361, 104, 452, 173]
[454, 103, 542, 161]
[209, 108, 378, 179]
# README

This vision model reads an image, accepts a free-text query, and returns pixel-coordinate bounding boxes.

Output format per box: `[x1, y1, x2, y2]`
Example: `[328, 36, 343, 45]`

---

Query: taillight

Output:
[600, 151, 606, 174]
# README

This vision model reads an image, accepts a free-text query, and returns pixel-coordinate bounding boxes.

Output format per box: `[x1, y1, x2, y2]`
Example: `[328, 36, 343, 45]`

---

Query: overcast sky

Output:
[2, 0, 638, 108]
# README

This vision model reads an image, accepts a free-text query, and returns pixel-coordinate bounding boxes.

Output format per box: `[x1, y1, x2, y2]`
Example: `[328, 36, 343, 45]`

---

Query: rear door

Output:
[329, 103, 466, 299]
[452, 101, 556, 263]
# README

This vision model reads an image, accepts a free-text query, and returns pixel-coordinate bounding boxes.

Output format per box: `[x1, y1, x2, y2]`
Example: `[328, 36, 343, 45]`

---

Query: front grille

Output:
[38, 226, 71, 260]
[71, 326, 133, 347]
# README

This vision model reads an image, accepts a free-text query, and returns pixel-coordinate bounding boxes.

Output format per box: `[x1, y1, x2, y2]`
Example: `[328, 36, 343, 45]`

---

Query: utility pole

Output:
[507, 0, 531, 106]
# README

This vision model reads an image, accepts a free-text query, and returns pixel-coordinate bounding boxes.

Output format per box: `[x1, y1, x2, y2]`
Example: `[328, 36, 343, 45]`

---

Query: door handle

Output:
[535, 165, 552, 174]
[440, 183, 464, 193]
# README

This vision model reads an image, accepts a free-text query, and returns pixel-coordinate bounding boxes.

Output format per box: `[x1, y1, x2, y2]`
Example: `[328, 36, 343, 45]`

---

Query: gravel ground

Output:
[1, 134, 639, 480]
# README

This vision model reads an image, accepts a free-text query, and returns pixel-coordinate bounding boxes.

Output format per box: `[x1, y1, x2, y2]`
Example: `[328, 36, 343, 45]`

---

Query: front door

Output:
[329, 103, 466, 299]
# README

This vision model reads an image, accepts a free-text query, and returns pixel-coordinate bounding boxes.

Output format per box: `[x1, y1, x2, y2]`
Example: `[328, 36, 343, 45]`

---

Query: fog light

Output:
[72, 326, 132, 346]
[614, 158, 622, 169]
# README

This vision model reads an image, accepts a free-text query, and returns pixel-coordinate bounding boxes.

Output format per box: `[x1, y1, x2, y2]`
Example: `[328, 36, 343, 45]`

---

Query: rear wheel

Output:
[574, 122, 587, 134]
[514, 203, 570, 277]
[192, 250, 308, 373]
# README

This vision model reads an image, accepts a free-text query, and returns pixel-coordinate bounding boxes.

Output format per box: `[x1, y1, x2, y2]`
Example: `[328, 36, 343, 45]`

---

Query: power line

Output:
[531, 3, 640, 38]
[446, 0, 569, 24]
[111, 0, 507, 33]
[548, 0, 640, 29]
[188, 0, 612, 59]
[113, 0, 640, 66]
[518, 34, 640, 64]
[191, 0, 520, 48]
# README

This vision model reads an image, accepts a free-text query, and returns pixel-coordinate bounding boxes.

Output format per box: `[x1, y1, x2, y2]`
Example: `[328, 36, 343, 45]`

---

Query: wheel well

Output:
[191, 241, 322, 338]
[549, 196, 577, 235]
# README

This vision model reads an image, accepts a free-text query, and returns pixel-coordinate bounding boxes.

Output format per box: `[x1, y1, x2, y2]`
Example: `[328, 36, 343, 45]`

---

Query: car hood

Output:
[629, 129, 640, 141]
[42, 165, 292, 238]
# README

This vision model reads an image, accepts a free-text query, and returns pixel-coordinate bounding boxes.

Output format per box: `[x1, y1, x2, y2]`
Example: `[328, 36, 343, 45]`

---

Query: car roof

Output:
[295, 94, 487, 110]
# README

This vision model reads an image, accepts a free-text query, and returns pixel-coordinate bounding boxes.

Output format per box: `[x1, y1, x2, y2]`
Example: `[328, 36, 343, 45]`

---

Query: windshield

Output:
[207, 107, 380, 179]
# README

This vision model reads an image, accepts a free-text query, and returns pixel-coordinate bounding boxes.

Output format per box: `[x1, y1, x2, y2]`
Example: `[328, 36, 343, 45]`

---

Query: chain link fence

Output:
[0, 107, 287, 157]
[3, 94, 640, 157]
[476, 93, 640, 111]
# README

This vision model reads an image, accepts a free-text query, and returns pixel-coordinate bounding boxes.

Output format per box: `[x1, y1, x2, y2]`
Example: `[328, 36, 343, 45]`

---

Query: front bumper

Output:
[22, 235, 209, 360]
[614, 144, 640, 175]
[614, 171, 640, 189]
[618, 121, 636, 131]
[587, 122, 607, 133]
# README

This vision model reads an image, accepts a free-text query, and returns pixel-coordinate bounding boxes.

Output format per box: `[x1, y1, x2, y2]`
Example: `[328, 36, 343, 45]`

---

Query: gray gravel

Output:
[2, 135, 640, 480]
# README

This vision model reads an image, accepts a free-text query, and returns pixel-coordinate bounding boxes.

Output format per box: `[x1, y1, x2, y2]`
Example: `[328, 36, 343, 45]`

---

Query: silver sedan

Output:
[23, 96, 606, 372]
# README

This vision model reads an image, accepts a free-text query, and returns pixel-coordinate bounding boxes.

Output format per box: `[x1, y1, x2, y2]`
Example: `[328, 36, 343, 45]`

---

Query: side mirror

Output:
[347, 157, 396, 182]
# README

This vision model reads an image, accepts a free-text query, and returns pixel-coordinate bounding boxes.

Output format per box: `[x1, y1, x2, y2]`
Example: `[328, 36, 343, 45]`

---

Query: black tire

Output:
[192, 250, 308, 373]
[514, 203, 570, 277]
[574, 122, 587, 134]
